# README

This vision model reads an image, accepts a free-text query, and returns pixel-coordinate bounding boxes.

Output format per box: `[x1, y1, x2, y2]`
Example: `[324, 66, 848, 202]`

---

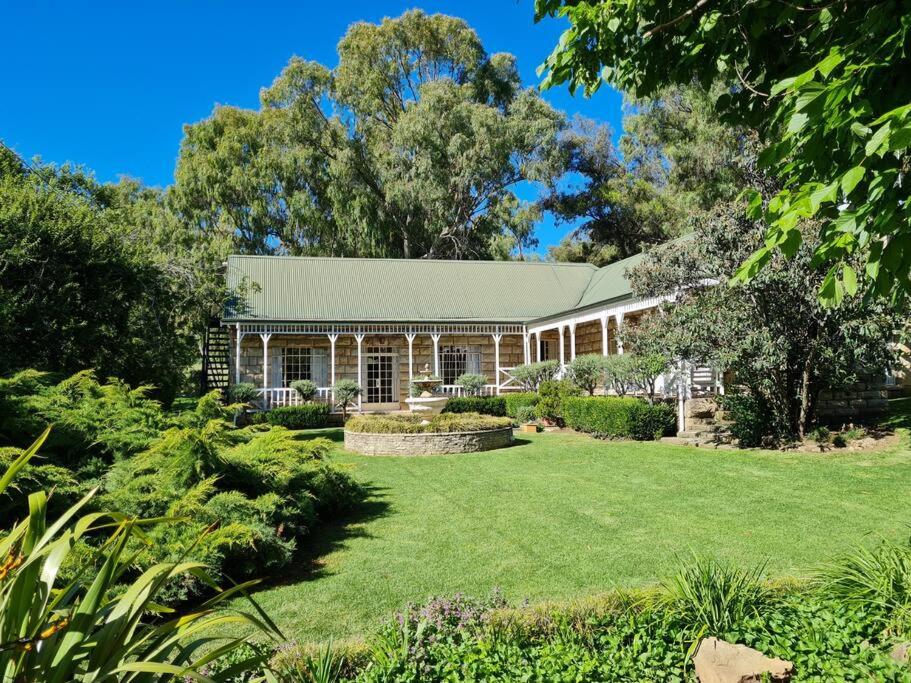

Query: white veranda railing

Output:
[258, 387, 333, 410]
[437, 384, 498, 397]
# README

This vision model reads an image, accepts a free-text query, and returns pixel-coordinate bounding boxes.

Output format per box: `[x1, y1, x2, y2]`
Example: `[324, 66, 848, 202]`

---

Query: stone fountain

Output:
[404, 363, 448, 415]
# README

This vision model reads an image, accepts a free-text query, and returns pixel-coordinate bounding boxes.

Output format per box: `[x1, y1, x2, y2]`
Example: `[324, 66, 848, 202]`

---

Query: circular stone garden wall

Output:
[344, 426, 514, 456]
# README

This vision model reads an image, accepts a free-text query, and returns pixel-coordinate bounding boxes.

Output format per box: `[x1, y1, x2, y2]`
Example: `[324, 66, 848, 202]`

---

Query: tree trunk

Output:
[797, 347, 816, 439]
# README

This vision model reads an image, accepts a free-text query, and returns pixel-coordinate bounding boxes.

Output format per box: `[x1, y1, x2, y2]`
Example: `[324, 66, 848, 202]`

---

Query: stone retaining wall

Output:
[344, 426, 514, 456]
[817, 383, 889, 420]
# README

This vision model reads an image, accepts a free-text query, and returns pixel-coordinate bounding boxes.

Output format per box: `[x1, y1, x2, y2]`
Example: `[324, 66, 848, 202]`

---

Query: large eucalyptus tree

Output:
[174, 10, 564, 259]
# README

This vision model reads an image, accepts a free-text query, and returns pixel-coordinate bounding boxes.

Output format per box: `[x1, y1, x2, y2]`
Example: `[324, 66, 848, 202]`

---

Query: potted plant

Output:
[516, 405, 539, 433]
[227, 382, 260, 425]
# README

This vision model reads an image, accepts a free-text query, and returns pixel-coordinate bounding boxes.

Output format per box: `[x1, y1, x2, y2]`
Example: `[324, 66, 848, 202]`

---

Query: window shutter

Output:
[312, 348, 329, 387]
[468, 350, 481, 375]
[270, 348, 283, 388]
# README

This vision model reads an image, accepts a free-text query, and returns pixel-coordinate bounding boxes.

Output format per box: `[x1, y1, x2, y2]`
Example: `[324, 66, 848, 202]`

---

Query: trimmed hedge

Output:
[504, 392, 539, 418]
[254, 403, 331, 429]
[345, 412, 512, 434]
[563, 397, 676, 440]
[443, 396, 507, 416]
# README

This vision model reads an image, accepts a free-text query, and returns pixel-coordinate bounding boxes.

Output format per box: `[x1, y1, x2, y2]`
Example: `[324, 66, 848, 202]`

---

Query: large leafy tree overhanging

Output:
[174, 10, 564, 259]
[535, 0, 911, 303]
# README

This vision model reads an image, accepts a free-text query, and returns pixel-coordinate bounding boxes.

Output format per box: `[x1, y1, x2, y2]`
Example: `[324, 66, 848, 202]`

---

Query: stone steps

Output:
[669, 397, 739, 447]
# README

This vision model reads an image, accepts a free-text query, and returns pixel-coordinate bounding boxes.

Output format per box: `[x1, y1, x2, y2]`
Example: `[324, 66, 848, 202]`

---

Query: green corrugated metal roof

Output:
[574, 251, 647, 309]
[224, 255, 599, 323]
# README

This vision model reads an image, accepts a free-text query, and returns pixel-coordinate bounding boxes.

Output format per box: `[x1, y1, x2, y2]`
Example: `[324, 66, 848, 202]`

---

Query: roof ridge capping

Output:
[226, 254, 599, 268]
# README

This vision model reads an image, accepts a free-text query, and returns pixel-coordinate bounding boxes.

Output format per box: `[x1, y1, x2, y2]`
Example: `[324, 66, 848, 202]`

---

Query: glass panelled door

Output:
[365, 347, 398, 407]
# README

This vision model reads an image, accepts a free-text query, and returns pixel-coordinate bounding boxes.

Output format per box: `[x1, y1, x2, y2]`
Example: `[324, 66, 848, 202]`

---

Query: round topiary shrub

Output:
[290, 379, 318, 402]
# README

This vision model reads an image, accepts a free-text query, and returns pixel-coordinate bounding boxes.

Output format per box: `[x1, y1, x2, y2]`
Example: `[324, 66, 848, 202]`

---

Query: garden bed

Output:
[344, 413, 514, 455]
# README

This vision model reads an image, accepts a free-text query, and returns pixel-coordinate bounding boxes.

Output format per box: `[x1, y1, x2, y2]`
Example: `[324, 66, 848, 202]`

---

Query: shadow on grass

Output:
[291, 427, 345, 444]
[261, 483, 392, 589]
[882, 397, 911, 432]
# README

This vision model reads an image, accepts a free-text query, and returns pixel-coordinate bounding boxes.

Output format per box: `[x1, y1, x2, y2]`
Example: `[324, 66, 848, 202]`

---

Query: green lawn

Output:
[237, 427, 911, 644]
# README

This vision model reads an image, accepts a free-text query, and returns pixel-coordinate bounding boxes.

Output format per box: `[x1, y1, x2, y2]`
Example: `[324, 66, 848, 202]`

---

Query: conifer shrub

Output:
[103, 425, 362, 603]
[534, 379, 584, 424]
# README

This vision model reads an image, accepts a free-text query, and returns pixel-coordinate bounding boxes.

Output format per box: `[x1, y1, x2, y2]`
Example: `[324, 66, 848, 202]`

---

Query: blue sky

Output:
[1, 1, 625, 252]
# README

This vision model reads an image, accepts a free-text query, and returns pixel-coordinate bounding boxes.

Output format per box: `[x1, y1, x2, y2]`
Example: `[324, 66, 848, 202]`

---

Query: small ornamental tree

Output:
[630, 353, 669, 404]
[333, 379, 362, 420]
[602, 355, 637, 396]
[509, 360, 560, 391]
[565, 354, 605, 395]
[228, 382, 260, 405]
[621, 316, 671, 403]
[290, 379, 318, 402]
[457, 373, 488, 396]
[627, 194, 902, 439]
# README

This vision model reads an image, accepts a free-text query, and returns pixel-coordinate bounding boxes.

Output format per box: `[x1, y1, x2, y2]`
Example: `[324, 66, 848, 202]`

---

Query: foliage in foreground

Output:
[0, 370, 363, 605]
[267, 544, 911, 682]
[345, 413, 512, 435]
[0, 430, 282, 682]
[102, 424, 362, 604]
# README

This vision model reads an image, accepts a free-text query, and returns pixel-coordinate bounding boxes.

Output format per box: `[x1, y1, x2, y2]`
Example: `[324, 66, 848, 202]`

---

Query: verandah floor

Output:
[228, 426, 911, 644]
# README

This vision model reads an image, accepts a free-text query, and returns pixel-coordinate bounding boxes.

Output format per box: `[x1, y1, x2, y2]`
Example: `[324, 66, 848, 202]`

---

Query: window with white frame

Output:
[282, 347, 328, 387]
[440, 345, 482, 384]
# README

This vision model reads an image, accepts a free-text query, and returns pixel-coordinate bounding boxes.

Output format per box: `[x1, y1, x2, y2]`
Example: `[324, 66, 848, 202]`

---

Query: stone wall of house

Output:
[231, 331, 525, 405]
[532, 316, 630, 362]
[344, 426, 514, 455]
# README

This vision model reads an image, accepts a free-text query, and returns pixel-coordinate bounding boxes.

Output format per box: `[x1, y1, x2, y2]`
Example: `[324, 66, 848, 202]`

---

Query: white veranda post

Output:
[568, 322, 577, 361]
[259, 333, 272, 406]
[536, 332, 542, 362]
[558, 325, 566, 372]
[405, 332, 416, 385]
[235, 323, 244, 384]
[431, 333, 441, 377]
[492, 333, 502, 395]
[355, 333, 365, 412]
[328, 333, 338, 401]
[600, 316, 609, 356]
[614, 312, 625, 354]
